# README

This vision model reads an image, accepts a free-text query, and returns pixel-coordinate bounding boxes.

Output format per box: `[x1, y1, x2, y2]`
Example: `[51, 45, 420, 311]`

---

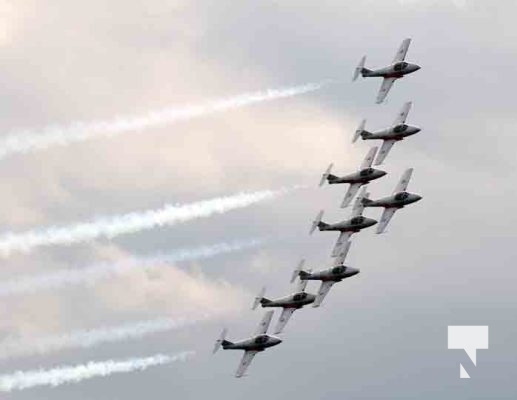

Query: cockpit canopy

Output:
[360, 168, 374, 177]
[393, 61, 408, 71]
[293, 292, 307, 301]
[393, 124, 408, 133]
[394, 191, 410, 201]
[254, 335, 268, 344]
[332, 266, 345, 275]
[351, 216, 365, 225]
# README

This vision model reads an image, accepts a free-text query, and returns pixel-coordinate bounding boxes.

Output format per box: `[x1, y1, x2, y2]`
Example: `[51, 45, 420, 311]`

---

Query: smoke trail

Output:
[0, 238, 264, 296]
[0, 81, 331, 159]
[0, 188, 290, 256]
[0, 318, 204, 360]
[0, 351, 194, 392]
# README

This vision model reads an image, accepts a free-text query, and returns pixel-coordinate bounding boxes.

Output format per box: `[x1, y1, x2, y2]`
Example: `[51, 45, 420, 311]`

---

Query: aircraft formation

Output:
[214, 38, 422, 378]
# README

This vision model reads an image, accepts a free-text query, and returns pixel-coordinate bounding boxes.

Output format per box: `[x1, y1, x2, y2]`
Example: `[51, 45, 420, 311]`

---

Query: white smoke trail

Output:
[0, 81, 331, 159]
[0, 351, 194, 392]
[0, 188, 290, 256]
[0, 318, 203, 360]
[0, 238, 264, 296]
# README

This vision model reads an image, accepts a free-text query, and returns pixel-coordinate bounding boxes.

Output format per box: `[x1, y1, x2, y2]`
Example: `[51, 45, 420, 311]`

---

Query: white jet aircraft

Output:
[292, 258, 360, 308]
[310, 191, 377, 257]
[352, 101, 421, 165]
[252, 271, 315, 334]
[361, 168, 422, 234]
[353, 38, 420, 104]
[320, 146, 387, 207]
[213, 310, 282, 378]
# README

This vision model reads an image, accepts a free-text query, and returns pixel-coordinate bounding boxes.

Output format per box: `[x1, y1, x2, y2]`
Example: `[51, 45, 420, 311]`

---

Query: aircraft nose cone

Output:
[414, 127, 421, 133]
[414, 64, 421, 71]
[415, 194, 423, 202]
[367, 218, 377, 226]
[349, 268, 360, 276]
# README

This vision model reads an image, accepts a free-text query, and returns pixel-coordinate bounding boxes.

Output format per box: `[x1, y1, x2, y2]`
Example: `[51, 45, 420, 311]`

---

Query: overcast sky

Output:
[0, 0, 515, 398]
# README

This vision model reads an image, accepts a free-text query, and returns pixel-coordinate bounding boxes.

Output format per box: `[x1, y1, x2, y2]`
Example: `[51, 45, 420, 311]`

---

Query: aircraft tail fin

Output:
[298, 270, 311, 280]
[260, 298, 272, 306]
[291, 259, 306, 283]
[252, 287, 267, 310]
[353, 56, 368, 81]
[295, 270, 311, 292]
[361, 190, 373, 205]
[310, 210, 325, 234]
[353, 119, 367, 143]
[213, 328, 231, 353]
[319, 163, 334, 187]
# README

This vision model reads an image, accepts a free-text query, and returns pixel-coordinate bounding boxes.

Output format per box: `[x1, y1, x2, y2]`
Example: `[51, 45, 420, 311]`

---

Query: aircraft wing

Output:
[376, 77, 396, 104]
[351, 187, 367, 217]
[331, 231, 352, 257]
[376, 207, 398, 234]
[274, 307, 296, 334]
[393, 168, 413, 193]
[235, 350, 259, 378]
[313, 281, 336, 307]
[341, 183, 363, 208]
[254, 310, 274, 335]
[393, 101, 412, 125]
[332, 240, 352, 266]
[393, 38, 411, 62]
[375, 139, 396, 165]
[359, 146, 378, 170]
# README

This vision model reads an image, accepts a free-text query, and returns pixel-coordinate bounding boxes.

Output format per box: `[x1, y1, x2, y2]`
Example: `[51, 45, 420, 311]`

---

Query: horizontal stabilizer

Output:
[291, 259, 306, 283]
[353, 119, 366, 143]
[296, 273, 310, 292]
[252, 287, 266, 310]
[319, 163, 334, 187]
[310, 210, 324, 234]
[353, 55, 367, 81]
[213, 328, 228, 354]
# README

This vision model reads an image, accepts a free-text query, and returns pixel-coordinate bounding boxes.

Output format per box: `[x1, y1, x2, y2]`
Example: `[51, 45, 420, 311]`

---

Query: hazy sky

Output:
[0, 0, 515, 398]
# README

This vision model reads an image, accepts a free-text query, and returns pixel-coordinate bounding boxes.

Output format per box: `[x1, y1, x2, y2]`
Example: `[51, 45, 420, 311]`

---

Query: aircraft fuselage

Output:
[327, 168, 387, 184]
[223, 334, 282, 351]
[301, 265, 360, 282]
[364, 62, 421, 78]
[365, 191, 422, 208]
[362, 124, 421, 141]
[261, 291, 316, 308]
[319, 216, 377, 232]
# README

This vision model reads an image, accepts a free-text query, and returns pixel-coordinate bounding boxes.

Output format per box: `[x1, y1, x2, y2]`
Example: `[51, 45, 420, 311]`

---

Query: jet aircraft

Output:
[352, 101, 421, 165]
[361, 168, 422, 234]
[292, 259, 360, 307]
[213, 310, 282, 378]
[252, 272, 316, 334]
[353, 38, 420, 104]
[320, 146, 387, 207]
[310, 192, 377, 256]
